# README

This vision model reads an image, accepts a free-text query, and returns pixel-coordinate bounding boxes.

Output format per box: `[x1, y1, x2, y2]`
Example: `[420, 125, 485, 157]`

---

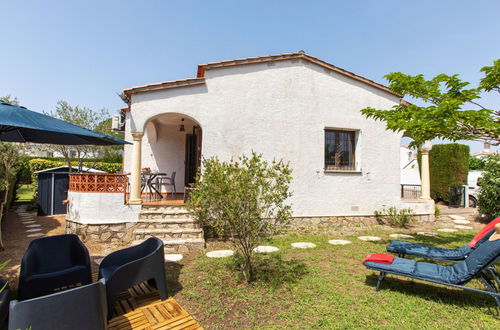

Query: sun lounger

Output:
[364, 238, 500, 307]
[386, 217, 500, 261]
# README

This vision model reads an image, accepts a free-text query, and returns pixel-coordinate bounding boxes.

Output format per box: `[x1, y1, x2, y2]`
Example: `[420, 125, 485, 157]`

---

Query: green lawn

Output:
[172, 230, 500, 329]
[15, 184, 34, 202]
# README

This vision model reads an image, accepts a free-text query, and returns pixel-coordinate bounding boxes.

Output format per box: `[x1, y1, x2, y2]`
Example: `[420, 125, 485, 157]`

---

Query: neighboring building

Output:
[67, 52, 434, 249]
[400, 145, 421, 185]
[471, 142, 498, 159]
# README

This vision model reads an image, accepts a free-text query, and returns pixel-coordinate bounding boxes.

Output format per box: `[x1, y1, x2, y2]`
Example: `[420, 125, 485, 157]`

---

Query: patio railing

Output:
[401, 184, 421, 199]
[69, 173, 127, 193]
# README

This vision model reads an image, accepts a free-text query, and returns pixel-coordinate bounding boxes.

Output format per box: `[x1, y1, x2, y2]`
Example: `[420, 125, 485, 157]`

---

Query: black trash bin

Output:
[448, 185, 466, 208]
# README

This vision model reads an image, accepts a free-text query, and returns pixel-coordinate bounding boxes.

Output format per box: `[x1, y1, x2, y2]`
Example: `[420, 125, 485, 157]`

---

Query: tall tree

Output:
[0, 143, 22, 250]
[361, 59, 500, 148]
[0, 95, 20, 106]
[46, 100, 110, 171]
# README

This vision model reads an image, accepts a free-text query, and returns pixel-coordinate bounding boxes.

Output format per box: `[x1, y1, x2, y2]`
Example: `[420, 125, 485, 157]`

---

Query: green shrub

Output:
[469, 157, 486, 170]
[374, 206, 415, 228]
[477, 154, 500, 220]
[418, 143, 469, 202]
[187, 152, 293, 282]
[434, 204, 440, 217]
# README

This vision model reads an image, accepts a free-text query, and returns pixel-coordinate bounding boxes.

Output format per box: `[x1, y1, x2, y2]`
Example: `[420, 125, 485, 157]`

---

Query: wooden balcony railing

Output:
[69, 173, 127, 193]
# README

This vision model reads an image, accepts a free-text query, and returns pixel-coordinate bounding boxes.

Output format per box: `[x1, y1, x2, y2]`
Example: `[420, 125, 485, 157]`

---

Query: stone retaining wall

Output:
[287, 214, 434, 235]
[66, 219, 138, 244]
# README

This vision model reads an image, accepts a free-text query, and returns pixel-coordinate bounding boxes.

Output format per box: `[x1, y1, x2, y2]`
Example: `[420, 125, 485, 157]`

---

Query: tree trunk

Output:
[0, 188, 8, 251]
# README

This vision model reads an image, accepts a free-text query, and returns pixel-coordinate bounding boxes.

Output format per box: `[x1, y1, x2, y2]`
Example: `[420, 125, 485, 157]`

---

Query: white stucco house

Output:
[66, 52, 434, 250]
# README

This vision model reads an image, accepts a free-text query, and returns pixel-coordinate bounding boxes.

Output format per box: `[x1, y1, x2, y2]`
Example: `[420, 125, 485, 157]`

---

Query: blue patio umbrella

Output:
[0, 101, 129, 145]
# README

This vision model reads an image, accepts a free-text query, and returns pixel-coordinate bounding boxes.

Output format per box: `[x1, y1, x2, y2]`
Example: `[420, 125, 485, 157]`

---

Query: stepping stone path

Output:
[453, 219, 471, 225]
[94, 258, 104, 265]
[253, 246, 280, 253]
[357, 236, 381, 242]
[206, 250, 234, 258]
[417, 232, 438, 237]
[437, 228, 457, 233]
[389, 234, 414, 239]
[454, 225, 473, 230]
[17, 206, 45, 239]
[328, 239, 352, 245]
[449, 215, 466, 220]
[291, 242, 316, 249]
[165, 254, 183, 262]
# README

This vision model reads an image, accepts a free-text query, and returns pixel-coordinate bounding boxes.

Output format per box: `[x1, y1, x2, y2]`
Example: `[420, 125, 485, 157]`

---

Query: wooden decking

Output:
[108, 282, 202, 330]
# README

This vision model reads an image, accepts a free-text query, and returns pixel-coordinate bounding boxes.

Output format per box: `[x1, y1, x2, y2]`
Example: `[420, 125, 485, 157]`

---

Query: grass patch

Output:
[174, 230, 499, 329]
[15, 184, 34, 202]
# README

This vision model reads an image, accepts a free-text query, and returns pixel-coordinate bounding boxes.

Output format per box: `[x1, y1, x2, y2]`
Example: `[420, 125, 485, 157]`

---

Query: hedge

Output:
[28, 158, 122, 181]
[419, 143, 470, 202]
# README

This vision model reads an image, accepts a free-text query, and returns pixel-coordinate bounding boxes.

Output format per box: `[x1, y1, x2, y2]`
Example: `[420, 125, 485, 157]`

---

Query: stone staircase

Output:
[131, 205, 205, 253]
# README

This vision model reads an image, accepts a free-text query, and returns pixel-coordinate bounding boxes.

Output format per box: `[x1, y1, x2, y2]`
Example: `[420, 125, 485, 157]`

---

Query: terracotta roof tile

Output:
[123, 52, 402, 99]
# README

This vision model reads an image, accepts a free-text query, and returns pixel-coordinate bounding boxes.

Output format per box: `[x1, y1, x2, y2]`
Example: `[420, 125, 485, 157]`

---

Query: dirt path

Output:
[0, 203, 65, 290]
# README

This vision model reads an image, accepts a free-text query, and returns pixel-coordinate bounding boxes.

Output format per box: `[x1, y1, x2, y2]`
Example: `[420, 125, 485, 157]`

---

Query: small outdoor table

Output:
[141, 172, 166, 200]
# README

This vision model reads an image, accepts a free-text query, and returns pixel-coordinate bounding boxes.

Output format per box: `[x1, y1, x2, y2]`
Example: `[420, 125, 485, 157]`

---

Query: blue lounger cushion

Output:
[366, 239, 500, 285]
[386, 229, 496, 261]
[386, 241, 472, 260]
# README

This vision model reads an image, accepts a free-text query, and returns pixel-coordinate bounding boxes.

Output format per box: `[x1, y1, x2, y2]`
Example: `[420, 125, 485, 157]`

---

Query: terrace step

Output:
[131, 238, 205, 253]
[135, 219, 200, 230]
[133, 228, 203, 240]
[136, 204, 205, 252]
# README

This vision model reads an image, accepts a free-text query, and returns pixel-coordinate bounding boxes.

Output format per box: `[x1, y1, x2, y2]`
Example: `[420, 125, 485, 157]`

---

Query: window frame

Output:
[324, 128, 359, 172]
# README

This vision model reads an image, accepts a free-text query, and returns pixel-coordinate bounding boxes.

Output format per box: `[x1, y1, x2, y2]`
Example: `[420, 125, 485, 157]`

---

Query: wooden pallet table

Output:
[108, 283, 203, 330]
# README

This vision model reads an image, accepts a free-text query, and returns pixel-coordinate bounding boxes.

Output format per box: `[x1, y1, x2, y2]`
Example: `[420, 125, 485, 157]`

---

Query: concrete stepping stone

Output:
[291, 242, 316, 249]
[453, 219, 470, 225]
[389, 234, 414, 239]
[454, 225, 473, 230]
[27, 233, 43, 238]
[26, 228, 42, 233]
[165, 254, 183, 262]
[357, 236, 381, 242]
[94, 258, 104, 265]
[253, 246, 279, 253]
[437, 228, 457, 233]
[449, 215, 466, 220]
[26, 224, 41, 228]
[328, 239, 352, 245]
[417, 232, 438, 236]
[206, 250, 234, 258]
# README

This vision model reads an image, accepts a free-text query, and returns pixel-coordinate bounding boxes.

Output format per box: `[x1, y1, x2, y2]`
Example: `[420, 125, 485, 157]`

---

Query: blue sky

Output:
[1, 0, 498, 152]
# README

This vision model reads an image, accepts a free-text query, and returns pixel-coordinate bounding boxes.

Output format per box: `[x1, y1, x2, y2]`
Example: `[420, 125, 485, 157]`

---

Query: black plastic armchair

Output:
[18, 234, 92, 301]
[98, 237, 168, 319]
[9, 279, 107, 330]
[0, 278, 10, 325]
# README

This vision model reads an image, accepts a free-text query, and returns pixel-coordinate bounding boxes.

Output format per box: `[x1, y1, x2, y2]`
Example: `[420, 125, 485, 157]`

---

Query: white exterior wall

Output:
[124, 60, 408, 217]
[67, 191, 140, 224]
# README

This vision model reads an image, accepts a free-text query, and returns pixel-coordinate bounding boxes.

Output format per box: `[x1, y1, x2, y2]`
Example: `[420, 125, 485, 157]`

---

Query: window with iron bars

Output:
[324, 129, 357, 171]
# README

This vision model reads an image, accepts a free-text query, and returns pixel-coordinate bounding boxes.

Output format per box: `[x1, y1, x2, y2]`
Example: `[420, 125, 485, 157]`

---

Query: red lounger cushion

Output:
[363, 253, 395, 265]
[468, 217, 500, 248]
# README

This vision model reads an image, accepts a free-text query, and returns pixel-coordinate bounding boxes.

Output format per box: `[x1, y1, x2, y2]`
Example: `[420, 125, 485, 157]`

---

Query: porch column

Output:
[129, 132, 144, 204]
[419, 141, 432, 200]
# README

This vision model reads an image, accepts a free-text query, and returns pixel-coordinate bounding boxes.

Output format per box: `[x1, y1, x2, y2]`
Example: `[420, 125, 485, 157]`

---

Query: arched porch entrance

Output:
[128, 113, 202, 204]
